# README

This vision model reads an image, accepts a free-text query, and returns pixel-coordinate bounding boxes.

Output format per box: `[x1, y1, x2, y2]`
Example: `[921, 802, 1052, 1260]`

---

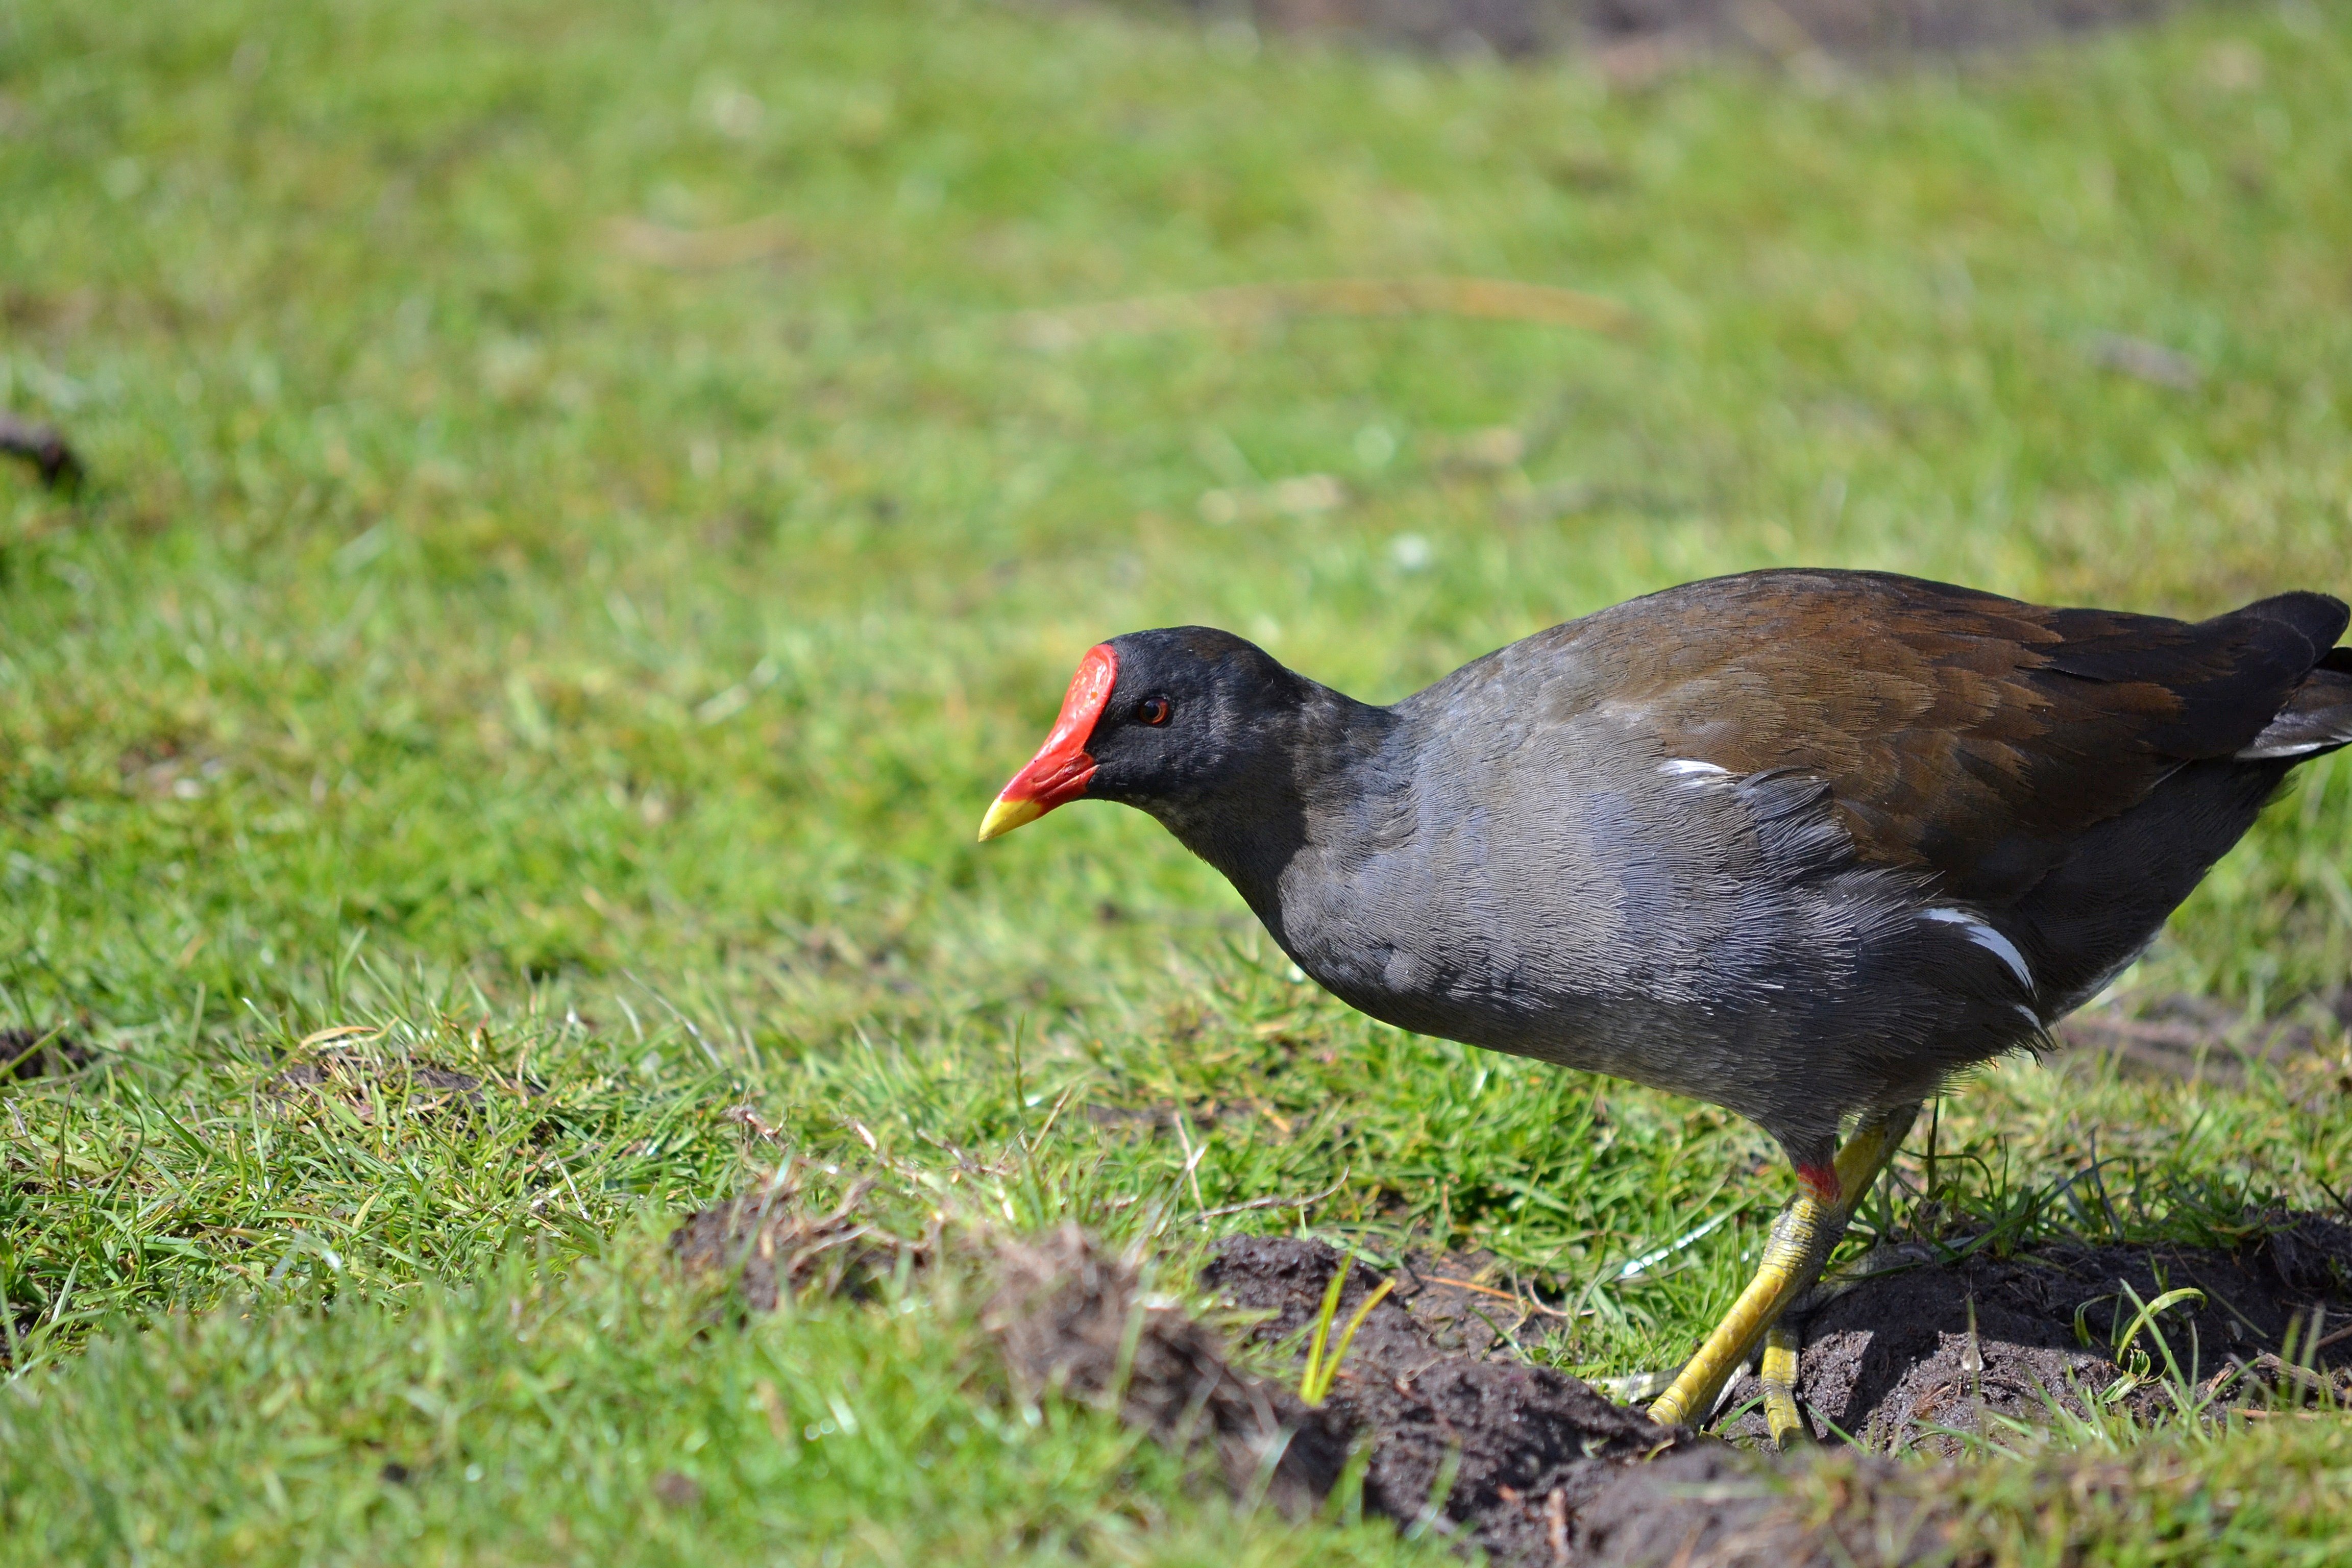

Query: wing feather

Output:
[1504, 571, 2347, 905]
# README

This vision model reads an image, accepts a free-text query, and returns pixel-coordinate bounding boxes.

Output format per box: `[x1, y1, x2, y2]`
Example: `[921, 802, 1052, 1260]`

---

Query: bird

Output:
[974, 568, 2352, 1441]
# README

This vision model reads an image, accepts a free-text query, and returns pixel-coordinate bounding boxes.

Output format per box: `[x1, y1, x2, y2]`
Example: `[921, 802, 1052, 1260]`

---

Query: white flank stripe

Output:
[1658, 759, 1729, 778]
[1922, 908, 2035, 994]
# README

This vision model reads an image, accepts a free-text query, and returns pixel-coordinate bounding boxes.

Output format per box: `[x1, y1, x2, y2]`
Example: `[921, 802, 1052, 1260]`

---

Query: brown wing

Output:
[1564, 570, 2348, 905]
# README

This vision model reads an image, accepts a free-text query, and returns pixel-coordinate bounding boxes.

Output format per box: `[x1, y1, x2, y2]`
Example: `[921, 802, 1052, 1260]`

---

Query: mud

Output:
[669, 1179, 924, 1309]
[0, 1027, 92, 1082]
[2056, 991, 2351, 1088]
[1180, 0, 2197, 61]
[989, 1225, 1352, 1508]
[265, 1049, 543, 1119]
[1718, 1213, 2352, 1451]
[1206, 1236, 1695, 1559]
[1202, 1224, 2352, 1562]
[670, 1191, 2352, 1565]
[0, 410, 80, 491]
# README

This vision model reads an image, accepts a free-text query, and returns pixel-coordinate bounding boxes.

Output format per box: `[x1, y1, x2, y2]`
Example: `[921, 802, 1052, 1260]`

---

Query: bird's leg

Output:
[1647, 1104, 1918, 1431]
[1644, 1174, 1842, 1430]
[1753, 1104, 1917, 1445]
[1757, 1319, 1805, 1447]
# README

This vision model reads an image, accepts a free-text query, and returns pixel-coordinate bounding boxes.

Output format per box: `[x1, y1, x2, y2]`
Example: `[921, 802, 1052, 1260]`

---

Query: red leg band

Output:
[1795, 1162, 1842, 1206]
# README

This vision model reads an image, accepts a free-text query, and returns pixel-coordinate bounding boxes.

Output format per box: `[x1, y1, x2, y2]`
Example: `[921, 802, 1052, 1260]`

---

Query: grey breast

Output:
[1270, 652, 1934, 1126]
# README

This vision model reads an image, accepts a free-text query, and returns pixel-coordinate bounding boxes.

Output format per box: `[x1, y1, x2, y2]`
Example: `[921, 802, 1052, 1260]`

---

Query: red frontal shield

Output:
[977, 644, 1117, 841]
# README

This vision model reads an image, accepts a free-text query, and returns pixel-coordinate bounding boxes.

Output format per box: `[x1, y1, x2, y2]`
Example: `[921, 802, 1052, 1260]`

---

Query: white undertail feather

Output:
[1920, 906, 2036, 996]
[1658, 758, 1729, 778]
[2238, 736, 2348, 758]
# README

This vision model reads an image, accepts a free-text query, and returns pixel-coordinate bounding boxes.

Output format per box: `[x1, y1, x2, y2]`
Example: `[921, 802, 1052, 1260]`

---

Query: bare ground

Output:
[263, 1046, 546, 1122]
[671, 1200, 2352, 1565]
[0, 1026, 91, 1081]
[2056, 989, 2352, 1089]
[1202, 1225, 2352, 1562]
[1206, 1234, 1694, 1559]
[1714, 1214, 2352, 1451]
[1177, 0, 2199, 61]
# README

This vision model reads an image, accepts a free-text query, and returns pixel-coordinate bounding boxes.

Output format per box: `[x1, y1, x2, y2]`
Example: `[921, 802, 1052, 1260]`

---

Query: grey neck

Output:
[1145, 685, 1408, 943]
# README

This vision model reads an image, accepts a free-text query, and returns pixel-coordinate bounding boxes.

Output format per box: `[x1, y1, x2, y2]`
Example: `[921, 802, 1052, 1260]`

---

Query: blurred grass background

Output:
[3, 0, 2351, 1560]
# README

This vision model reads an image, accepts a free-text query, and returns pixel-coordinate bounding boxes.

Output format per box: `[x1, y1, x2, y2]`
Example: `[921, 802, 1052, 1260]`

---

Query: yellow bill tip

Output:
[976, 795, 1045, 843]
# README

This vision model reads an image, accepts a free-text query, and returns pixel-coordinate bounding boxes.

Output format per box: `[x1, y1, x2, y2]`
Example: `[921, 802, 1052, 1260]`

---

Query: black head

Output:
[976, 626, 1318, 841]
[1087, 627, 1318, 808]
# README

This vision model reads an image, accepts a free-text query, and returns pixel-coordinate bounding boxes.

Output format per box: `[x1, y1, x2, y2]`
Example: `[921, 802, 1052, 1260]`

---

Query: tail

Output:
[2235, 592, 2352, 760]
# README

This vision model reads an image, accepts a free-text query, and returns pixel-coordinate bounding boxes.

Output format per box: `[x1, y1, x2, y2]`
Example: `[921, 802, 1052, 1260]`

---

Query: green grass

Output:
[4, 0, 2352, 1559]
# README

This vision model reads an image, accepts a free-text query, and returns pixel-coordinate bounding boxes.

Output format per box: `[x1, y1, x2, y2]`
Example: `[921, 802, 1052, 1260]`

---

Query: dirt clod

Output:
[0, 1027, 92, 1082]
[667, 1185, 2352, 1564]
[0, 411, 81, 491]
[669, 1180, 921, 1310]
[1205, 1236, 1687, 1561]
[1719, 1213, 2352, 1450]
[2213, 1350, 2352, 1406]
[668, 1199, 1346, 1507]
[265, 1049, 545, 1122]
[989, 1224, 1350, 1508]
[1182, 0, 2192, 61]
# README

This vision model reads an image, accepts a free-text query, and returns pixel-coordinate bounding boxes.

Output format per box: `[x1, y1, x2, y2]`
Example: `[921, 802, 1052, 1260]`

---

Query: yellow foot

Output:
[1646, 1104, 1918, 1431]
[1760, 1319, 1805, 1447]
[1644, 1184, 1836, 1428]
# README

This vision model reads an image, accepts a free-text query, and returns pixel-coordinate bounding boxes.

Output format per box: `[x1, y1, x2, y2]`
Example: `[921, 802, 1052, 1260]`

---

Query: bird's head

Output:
[976, 627, 1310, 841]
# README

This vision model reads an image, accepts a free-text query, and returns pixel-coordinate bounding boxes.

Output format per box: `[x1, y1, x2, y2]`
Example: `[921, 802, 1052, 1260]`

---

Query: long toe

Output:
[1648, 1105, 1920, 1428]
[1647, 1191, 1837, 1427]
[1760, 1319, 1807, 1447]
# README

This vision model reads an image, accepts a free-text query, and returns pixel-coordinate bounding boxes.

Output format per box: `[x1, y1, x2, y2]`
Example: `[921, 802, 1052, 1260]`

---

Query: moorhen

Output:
[977, 569, 2352, 1439]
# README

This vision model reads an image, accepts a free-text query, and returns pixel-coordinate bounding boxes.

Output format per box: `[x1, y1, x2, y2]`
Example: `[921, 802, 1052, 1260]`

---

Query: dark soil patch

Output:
[2057, 991, 2351, 1089]
[1205, 1235, 1693, 1560]
[1, 1027, 93, 1082]
[1558, 1443, 2186, 1568]
[1386, 1244, 1575, 1354]
[669, 1188, 2352, 1565]
[265, 1049, 543, 1119]
[1716, 1213, 2352, 1450]
[1202, 1224, 2352, 1562]
[671, 1202, 1350, 1505]
[989, 1224, 1352, 1509]
[1565, 1444, 1936, 1568]
[1180, 0, 2197, 60]
[0, 410, 81, 491]
[670, 1179, 927, 1309]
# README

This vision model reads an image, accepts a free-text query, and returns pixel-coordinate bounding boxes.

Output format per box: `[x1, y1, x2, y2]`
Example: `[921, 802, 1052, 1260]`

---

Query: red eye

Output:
[1136, 697, 1171, 725]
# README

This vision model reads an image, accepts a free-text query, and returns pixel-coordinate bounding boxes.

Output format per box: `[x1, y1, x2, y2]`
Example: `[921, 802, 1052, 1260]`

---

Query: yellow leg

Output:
[1645, 1175, 1841, 1429]
[1757, 1115, 1916, 1446]
[1647, 1105, 1917, 1431]
[1759, 1319, 1805, 1446]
